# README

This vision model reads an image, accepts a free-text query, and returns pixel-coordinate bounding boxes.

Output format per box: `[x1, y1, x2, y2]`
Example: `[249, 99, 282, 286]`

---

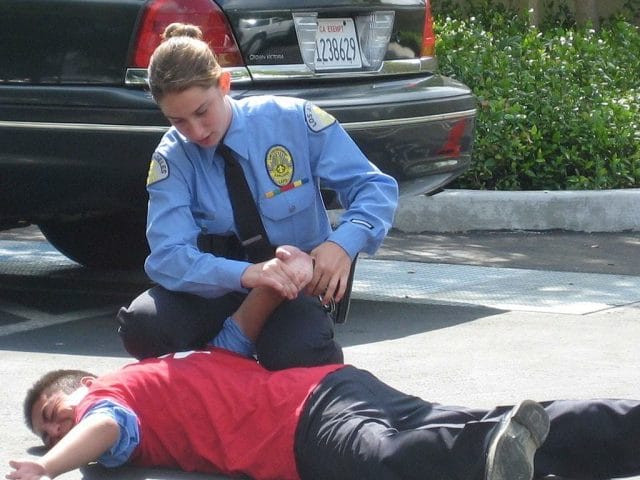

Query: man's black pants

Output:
[295, 366, 640, 480]
[116, 285, 343, 370]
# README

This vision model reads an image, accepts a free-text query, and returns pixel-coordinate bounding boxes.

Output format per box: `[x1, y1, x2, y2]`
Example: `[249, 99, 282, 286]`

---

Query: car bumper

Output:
[0, 73, 475, 223]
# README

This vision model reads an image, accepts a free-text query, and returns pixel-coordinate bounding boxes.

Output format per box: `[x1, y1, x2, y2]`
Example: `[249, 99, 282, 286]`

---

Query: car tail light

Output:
[421, 0, 436, 57]
[130, 0, 243, 68]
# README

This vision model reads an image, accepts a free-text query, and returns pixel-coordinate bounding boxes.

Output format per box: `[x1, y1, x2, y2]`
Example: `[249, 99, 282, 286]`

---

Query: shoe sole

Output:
[485, 400, 550, 480]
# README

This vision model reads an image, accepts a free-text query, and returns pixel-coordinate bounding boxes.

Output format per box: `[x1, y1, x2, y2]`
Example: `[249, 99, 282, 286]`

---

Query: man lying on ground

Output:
[7, 246, 640, 480]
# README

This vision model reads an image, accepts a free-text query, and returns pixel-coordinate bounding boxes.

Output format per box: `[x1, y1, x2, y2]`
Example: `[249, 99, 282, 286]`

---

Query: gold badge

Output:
[265, 145, 294, 186]
[146, 153, 169, 186]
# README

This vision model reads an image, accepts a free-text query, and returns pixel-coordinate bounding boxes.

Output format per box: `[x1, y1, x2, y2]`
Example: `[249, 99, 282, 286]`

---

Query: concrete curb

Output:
[392, 189, 640, 233]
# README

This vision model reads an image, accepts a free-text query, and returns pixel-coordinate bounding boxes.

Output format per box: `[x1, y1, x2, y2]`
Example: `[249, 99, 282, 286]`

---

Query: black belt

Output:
[197, 233, 268, 262]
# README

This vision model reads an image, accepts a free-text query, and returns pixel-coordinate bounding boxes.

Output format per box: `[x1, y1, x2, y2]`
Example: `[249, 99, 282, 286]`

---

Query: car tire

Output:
[38, 214, 149, 269]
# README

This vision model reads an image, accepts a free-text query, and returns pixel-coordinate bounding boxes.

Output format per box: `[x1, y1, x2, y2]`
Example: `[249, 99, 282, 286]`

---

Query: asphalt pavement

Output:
[1, 188, 640, 480]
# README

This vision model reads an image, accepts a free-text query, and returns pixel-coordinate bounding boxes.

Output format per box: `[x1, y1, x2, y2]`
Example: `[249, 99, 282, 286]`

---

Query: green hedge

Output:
[434, 2, 640, 190]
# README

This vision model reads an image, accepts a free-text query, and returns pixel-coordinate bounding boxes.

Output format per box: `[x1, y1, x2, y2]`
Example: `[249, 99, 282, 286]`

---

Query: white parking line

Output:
[0, 299, 116, 337]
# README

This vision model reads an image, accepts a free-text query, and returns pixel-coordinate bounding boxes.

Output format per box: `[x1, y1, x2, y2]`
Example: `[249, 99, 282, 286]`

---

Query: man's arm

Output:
[232, 245, 313, 342]
[231, 287, 285, 343]
[7, 415, 120, 480]
[210, 245, 313, 354]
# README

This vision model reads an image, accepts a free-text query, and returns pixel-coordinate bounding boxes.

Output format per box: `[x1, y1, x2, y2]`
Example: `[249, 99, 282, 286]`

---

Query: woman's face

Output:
[158, 73, 232, 148]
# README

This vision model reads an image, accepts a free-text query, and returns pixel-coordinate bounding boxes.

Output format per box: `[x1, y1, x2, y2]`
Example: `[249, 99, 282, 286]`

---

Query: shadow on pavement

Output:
[335, 299, 504, 348]
[0, 315, 129, 357]
[21, 447, 229, 480]
[0, 298, 502, 358]
[78, 464, 239, 480]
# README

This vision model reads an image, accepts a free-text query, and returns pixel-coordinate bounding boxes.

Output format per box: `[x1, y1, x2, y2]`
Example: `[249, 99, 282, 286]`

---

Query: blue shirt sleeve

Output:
[81, 400, 140, 467]
[209, 316, 256, 357]
[304, 103, 399, 258]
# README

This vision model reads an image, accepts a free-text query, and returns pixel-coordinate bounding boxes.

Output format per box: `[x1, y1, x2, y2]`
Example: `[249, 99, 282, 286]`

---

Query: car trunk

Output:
[221, 0, 427, 69]
[0, 0, 430, 86]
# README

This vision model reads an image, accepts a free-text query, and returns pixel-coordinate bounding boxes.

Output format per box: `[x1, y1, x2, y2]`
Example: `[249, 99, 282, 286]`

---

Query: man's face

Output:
[31, 390, 78, 448]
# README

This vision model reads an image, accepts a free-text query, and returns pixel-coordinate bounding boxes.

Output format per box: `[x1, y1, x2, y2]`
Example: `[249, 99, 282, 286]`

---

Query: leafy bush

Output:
[435, 2, 640, 190]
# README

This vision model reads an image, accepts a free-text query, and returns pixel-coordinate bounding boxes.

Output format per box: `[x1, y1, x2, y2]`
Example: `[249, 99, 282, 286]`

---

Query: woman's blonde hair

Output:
[148, 23, 223, 102]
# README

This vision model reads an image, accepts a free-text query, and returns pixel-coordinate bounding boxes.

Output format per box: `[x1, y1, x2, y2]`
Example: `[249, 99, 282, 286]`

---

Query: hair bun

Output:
[162, 23, 204, 41]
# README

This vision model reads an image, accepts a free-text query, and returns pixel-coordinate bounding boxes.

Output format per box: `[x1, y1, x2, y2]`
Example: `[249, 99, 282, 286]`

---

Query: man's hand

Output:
[8, 415, 118, 480]
[240, 245, 313, 300]
[305, 241, 351, 305]
[6, 459, 49, 480]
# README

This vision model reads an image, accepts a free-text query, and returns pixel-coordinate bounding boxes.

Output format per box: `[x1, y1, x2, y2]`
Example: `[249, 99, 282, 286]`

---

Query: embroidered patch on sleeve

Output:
[146, 152, 169, 186]
[304, 102, 336, 132]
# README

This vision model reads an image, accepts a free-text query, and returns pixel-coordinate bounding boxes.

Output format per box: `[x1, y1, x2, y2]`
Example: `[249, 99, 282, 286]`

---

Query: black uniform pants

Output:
[116, 285, 343, 370]
[294, 367, 640, 480]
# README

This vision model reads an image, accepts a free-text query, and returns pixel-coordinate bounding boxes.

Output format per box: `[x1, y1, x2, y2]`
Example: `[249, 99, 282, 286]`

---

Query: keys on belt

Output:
[319, 255, 358, 324]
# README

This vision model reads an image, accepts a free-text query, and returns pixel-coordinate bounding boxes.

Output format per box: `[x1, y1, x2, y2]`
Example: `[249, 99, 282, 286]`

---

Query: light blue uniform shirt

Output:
[144, 95, 398, 298]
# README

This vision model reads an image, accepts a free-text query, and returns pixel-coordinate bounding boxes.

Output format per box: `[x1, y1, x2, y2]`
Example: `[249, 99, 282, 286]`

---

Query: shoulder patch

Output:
[146, 153, 169, 186]
[304, 102, 336, 132]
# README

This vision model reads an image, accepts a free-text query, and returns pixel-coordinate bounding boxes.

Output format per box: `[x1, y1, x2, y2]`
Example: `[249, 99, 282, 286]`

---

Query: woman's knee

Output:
[256, 295, 344, 369]
[117, 286, 240, 359]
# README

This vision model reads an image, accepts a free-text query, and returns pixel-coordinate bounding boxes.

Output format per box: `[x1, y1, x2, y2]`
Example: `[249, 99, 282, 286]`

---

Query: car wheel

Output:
[38, 214, 149, 269]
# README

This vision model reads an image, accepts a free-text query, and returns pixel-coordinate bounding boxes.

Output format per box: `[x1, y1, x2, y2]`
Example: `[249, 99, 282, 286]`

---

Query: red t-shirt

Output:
[75, 348, 343, 480]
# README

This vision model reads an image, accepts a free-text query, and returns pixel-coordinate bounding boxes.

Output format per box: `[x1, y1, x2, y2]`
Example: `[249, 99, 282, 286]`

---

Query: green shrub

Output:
[435, 2, 640, 190]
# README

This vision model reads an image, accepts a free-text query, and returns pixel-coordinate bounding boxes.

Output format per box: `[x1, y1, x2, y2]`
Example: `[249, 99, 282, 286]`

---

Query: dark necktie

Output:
[218, 143, 274, 263]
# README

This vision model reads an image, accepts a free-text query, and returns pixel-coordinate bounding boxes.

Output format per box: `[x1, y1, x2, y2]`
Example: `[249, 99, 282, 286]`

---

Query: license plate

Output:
[314, 18, 362, 70]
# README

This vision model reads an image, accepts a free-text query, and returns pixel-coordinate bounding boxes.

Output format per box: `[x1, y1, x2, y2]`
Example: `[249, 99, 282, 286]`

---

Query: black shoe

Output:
[485, 400, 550, 480]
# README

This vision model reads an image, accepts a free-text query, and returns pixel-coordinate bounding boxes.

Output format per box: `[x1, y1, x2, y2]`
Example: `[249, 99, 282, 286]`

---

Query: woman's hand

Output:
[305, 241, 351, 305]
[6, 459, 49, 480]
[240, 245, 313, 300]
[274, 245, 313, 286]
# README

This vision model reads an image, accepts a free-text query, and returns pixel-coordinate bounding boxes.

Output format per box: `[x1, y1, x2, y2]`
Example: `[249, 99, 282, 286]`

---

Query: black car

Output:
[0, 0, 476, 268]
